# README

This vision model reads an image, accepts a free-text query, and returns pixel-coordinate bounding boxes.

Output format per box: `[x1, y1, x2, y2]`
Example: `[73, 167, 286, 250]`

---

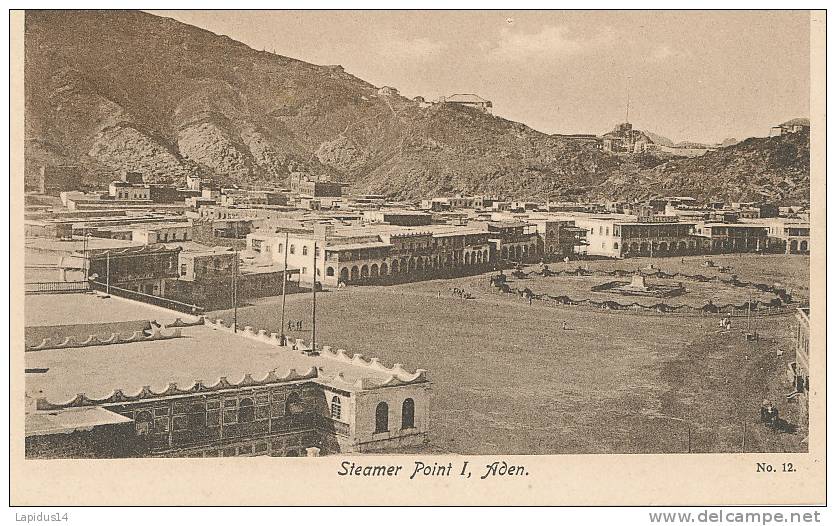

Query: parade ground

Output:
[212, 254, 809, 454]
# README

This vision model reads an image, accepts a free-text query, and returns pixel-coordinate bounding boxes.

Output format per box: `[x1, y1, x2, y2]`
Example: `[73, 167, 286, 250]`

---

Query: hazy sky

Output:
[151, 10, 810, 144]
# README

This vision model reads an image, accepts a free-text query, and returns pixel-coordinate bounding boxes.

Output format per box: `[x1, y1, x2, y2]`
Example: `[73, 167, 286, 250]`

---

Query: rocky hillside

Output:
[24, 10, 809, 203]
[593, 130, 810, 204]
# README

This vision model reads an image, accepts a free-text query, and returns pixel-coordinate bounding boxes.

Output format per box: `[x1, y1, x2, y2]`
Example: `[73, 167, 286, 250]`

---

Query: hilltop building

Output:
[439, 94, 493, 114]
[601, 123, 653, 154]
[770, 118, 810, 137]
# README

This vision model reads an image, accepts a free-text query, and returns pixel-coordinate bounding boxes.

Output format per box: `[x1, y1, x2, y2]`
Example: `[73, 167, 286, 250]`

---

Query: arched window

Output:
[239, 398, 254, 423]
[402, 398, 415, 429]
[302, 246, 308, 256]
[326, 267, 335, 277]
[290, 244, 296, 254]
[277, 243, 283, 253]
[374, 402, 389, 433]
[330, 396, 341, 420]
[286, 392, 304, 414]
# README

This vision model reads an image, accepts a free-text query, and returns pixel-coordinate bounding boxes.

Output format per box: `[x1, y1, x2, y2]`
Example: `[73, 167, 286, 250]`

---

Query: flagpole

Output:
[311, 240, 317, 352]
[279, 232, 289, 345]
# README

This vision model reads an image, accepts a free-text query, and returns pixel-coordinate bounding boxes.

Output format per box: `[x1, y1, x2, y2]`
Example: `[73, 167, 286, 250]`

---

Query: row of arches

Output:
[499, 243, 539, 261]
[374, 399, 415, 433]
[789, 239, 809, 253]
[330, 250, 491, 284]
[625, 240, 700, 255]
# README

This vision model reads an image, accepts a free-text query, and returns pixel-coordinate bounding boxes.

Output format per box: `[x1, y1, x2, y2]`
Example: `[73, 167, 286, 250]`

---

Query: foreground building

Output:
[24, 292, 430, 458]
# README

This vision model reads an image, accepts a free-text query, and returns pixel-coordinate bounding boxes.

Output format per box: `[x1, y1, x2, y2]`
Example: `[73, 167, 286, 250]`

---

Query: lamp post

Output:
[279, 232, 289, 345]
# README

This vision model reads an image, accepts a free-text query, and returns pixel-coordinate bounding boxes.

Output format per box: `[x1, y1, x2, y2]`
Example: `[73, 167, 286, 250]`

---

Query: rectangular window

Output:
[154, 417, 169, 433]
[289, 245, 295, 254]
[223, 410, 238, 423]
[314, 247, 320, 257]
[172, 415, 188, 431]
[302, 267, 307, 274]
[238, 444, 254, 455]
[206, 400, 220, 410]
[154, 407, 170, 417]
[207, 411, 221, 427]
[302, 246, 308, 256]
[224, 399, 237, 408]
[255, 443, 269, 454]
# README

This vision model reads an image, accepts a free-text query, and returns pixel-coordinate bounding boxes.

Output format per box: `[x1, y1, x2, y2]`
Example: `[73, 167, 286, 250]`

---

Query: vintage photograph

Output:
[17, 8, 817, 471]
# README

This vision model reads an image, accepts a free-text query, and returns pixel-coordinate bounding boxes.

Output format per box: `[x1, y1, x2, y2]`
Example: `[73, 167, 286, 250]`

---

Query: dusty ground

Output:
[212, 254, 809, 455]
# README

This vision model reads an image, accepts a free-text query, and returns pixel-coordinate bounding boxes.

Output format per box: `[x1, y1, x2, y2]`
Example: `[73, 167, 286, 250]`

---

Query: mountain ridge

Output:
[24, 10, 809, 204]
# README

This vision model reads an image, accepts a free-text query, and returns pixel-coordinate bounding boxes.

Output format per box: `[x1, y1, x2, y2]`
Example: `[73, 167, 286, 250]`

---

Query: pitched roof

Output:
[446, 93, 490, 104]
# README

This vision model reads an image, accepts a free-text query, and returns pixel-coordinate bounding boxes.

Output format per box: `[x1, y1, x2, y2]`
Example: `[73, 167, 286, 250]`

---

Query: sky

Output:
[150, 10, 811, 144]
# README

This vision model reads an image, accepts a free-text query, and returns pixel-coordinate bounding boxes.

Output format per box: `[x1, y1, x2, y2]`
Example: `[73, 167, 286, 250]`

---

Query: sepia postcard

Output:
[9, 8, 826, 507]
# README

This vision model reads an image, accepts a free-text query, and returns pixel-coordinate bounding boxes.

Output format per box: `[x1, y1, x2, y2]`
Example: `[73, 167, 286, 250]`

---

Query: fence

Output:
[89, 281, 205, 315]
[488, 266, 803, 317]
[25, 281, 90, 294]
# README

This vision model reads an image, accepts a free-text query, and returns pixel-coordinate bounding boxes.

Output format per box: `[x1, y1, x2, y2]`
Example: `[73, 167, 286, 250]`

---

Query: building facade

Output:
[25, 295, 431, 458]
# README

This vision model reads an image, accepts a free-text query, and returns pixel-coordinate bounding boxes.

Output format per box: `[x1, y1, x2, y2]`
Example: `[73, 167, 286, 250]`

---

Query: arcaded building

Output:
[24, 292, 430, 458]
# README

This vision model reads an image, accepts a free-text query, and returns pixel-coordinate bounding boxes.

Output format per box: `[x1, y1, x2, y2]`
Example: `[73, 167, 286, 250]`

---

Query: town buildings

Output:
[24, 292, 430, 458]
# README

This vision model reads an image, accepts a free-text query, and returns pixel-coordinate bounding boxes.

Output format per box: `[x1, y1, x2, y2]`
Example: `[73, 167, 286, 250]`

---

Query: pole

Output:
[233, 223, 239, 332]
[311, 241, 317, 352]
[82, 230, 89, 281]
[742, 422, 746, 452]
[279, 232, 289, 345]
[625, 76, 631, 123]
[106, 251, 110, 294]
[232, 247, 239, 333]
[687, 425, 692, 453]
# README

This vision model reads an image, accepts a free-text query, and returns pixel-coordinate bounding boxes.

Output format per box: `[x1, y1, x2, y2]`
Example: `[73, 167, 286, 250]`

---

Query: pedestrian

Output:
[287, 320, 293, 331]
[562, 321, 568, 330]
[297, 320, 303, 330]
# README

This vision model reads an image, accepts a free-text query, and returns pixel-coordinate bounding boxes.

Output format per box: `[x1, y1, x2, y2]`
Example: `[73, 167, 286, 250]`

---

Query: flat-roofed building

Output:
[83, 244, 182, 296]
[694, 221, 771, 253]
[247, 222, 494, 287]
[562, 214, 701, 258]
[24, 293, 430, 458]
[751, 218, 810, 254]
[528, 218, 588, 260]
[363, 210, 433, 226]
[486, 221, 540, 263]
